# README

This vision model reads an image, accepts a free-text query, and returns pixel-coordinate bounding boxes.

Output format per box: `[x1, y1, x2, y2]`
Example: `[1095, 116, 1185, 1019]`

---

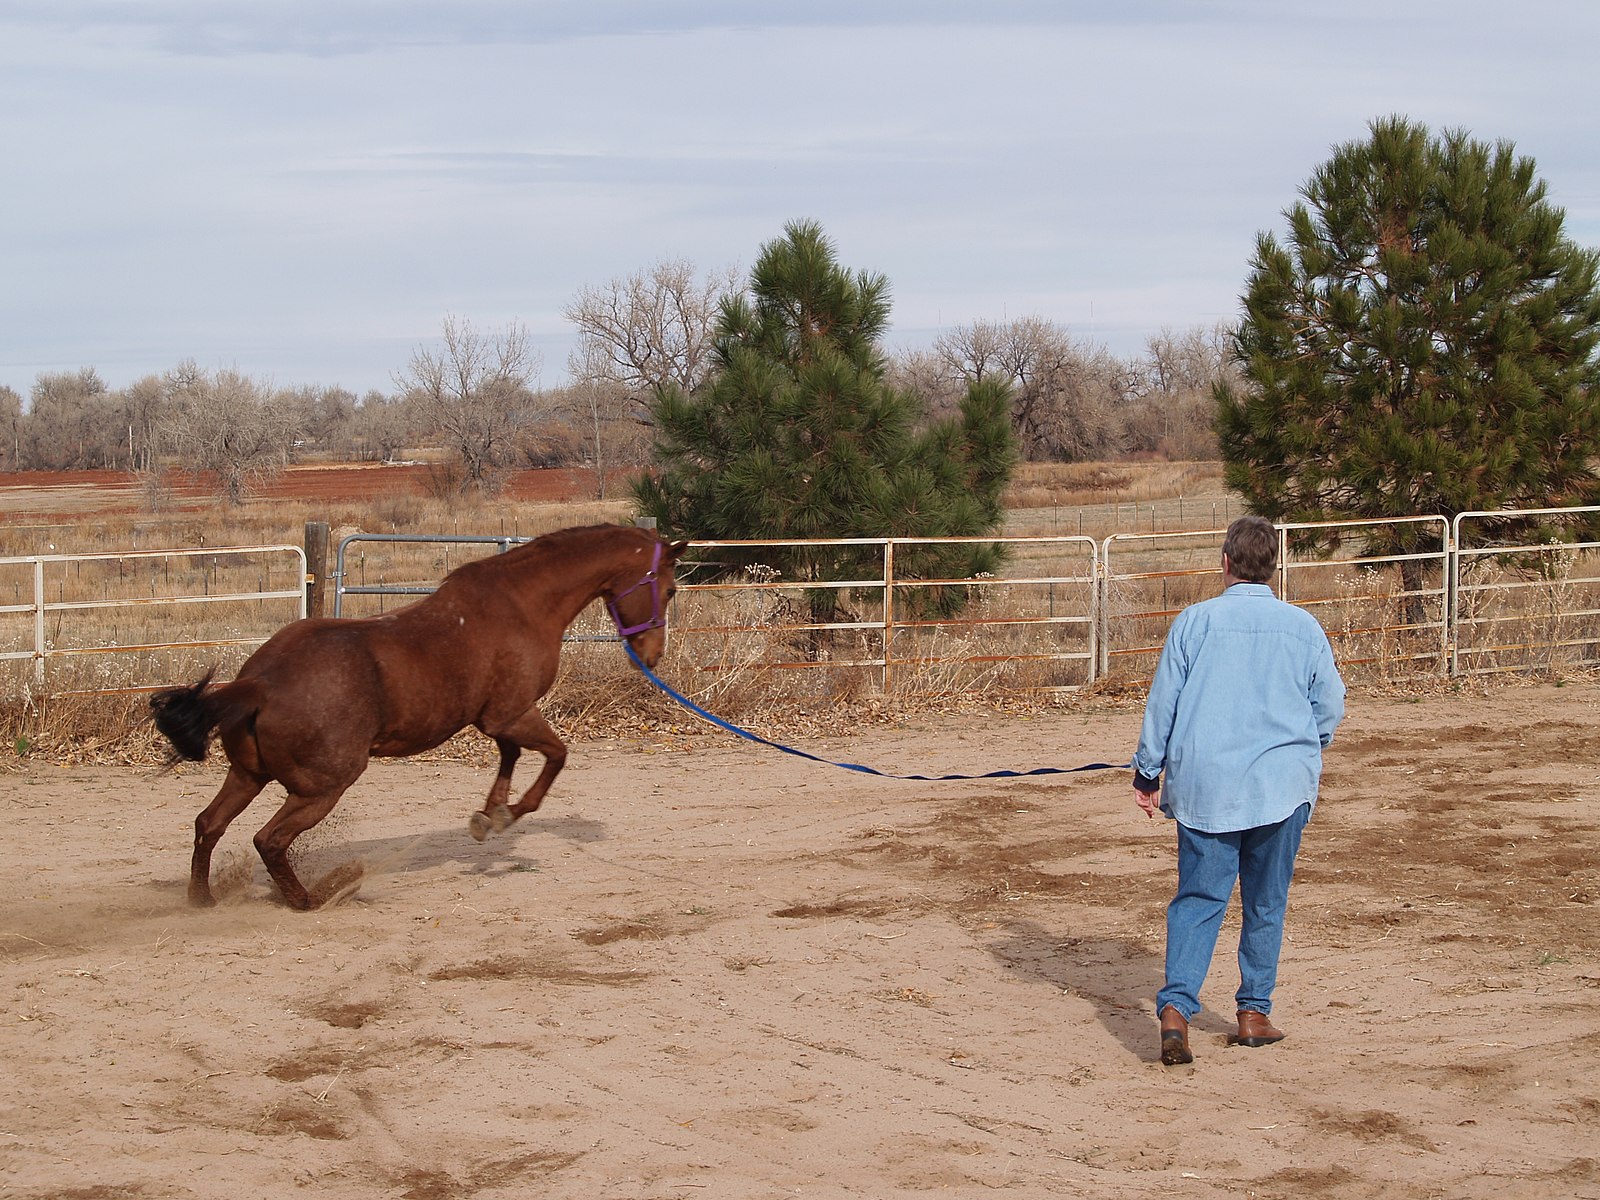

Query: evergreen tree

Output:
[632, 220, 1016, 618]
[1216, 117, 1600, 566]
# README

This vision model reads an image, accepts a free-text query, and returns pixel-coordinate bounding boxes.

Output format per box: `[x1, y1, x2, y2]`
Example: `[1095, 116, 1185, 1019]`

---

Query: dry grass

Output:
[9, 459, 1597, 767]
[1, 494, 634, 561]
[1, 484, 639, 765]
[1001, 461, 1237, 538]
[1, 466, 1174, 766]
[1002, 460, 1224, 510]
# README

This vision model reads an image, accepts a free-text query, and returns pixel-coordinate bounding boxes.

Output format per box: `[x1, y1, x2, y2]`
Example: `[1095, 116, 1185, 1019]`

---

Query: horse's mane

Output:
[445, 523, 649, 582]
[513, 523, 647, 557]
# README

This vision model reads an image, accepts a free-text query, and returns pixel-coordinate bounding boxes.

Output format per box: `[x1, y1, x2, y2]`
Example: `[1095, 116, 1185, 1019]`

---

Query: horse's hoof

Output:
[188, 889, 217, 908]
[468, 811, 493, 842]
[489, 805, 514, 833]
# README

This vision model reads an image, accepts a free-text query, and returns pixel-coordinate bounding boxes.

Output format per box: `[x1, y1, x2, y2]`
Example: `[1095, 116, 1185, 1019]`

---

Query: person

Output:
[1132, 515, 1345, 1066]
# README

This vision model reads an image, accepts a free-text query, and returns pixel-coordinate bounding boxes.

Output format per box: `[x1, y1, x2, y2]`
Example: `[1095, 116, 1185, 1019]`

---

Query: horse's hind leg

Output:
[252, 789, 349, 911]
[190, 765, 268, 907]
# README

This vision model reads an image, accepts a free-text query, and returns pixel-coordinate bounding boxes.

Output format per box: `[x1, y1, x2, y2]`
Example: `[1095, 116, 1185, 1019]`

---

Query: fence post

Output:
[304, 521, 329, 618]
[32, 558, 45, 691]
[1447, 515, 1461, 678]
[882, 540, 895, 694]
[1095, 539, 1110, 680]
[1275, 525, 1288, 601]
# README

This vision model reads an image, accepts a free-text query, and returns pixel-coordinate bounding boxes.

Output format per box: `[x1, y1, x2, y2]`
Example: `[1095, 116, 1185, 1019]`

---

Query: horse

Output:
[149, 523, 687, 910]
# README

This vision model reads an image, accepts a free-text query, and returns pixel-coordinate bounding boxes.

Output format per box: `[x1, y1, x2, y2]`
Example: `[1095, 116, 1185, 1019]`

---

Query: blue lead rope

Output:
[623, 642, 1131, 782]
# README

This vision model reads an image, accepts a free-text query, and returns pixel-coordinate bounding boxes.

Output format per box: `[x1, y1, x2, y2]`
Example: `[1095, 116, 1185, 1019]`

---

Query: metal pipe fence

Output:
[1452, 508, 1600, 677]
[673, 536, 1099, 697]
[7, 506, 1600, 700]
[332, 532, 526, 617]
[0, 544, 306, 696]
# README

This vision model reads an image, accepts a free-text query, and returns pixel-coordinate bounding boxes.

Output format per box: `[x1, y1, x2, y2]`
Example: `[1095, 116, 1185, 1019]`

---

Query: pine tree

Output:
[632, 220, 1016, 618]
[1216, 117, 1600, 564]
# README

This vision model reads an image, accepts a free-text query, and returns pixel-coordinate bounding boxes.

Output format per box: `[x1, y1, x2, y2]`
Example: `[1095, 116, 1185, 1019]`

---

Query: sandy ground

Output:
[2, 681, 1598, 1199]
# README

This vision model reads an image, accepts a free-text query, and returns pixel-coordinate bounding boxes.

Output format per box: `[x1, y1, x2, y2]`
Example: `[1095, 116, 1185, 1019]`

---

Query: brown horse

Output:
[150, 523, 686, 910]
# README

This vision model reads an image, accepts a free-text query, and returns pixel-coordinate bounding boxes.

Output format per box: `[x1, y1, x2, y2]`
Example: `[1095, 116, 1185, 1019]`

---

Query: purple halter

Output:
[606, 540, 668, 638]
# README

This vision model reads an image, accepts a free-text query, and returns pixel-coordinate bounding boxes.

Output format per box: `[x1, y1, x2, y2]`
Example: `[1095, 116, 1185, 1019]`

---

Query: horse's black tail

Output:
[149, 669, 218, 764]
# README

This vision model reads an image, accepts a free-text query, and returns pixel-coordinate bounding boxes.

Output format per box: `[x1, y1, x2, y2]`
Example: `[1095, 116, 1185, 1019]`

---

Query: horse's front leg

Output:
[467, 713, 567, 840]
[468, 738, 521, 842]
[507, 716, 567, 819]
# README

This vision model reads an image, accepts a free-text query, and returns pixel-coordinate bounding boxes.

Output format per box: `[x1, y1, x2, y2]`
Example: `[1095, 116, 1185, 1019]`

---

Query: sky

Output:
[3, 0, 1598, 401]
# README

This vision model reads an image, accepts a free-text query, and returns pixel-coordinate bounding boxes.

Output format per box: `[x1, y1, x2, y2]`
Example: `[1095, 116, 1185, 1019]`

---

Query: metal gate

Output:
[1098, 516, 1450, 680]
[1451, 506, 1600, 676]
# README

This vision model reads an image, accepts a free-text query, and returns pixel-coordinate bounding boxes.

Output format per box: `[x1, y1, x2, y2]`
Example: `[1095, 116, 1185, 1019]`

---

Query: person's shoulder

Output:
[1268, 594, 1337, 643]
[1221, 586, 1330, 635]
[1273, 595, 1326, 626]
[1176, 591, 1226, 621]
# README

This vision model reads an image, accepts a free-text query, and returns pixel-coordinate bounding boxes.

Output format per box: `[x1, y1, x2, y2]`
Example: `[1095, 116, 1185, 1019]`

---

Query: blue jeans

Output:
[1156, 803, 1311, 1021]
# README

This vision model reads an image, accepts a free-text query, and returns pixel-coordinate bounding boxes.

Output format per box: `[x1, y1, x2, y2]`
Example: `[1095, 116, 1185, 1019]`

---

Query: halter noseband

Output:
[606, 540, 668, 638]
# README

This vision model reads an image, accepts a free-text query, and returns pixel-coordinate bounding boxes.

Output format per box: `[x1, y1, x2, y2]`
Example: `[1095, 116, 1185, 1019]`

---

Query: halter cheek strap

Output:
[606, 541, 667, 638]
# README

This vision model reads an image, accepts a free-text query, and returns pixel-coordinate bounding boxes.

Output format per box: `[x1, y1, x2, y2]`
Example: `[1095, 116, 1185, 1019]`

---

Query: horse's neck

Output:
[517, 537, 635, 620]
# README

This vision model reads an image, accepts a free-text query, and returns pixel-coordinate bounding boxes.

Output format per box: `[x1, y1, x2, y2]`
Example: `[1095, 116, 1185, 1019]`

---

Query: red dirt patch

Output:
[0, 464, 618, 519]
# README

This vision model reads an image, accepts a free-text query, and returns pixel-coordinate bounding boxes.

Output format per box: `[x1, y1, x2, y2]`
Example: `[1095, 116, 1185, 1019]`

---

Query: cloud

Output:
[2, 1, 1159, 57]
[2, 1, 1597, 394]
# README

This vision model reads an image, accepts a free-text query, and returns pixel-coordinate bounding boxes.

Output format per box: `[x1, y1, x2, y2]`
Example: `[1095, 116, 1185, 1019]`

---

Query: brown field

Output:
[0, 459, 1229, 537]
[0, 463, 607, 520]
[2, 465, 1596, 1199]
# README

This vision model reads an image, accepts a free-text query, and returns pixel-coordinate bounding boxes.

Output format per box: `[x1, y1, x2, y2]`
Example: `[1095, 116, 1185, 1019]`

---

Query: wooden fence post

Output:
[304, 520, 330, 618]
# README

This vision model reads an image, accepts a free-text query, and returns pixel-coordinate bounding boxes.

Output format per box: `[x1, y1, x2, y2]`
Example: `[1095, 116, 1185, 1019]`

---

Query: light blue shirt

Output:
[1133, 582, 1345, 833]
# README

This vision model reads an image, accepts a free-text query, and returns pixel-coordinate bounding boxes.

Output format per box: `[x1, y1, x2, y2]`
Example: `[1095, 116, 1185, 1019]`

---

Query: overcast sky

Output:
[3, 1, 1597, 400]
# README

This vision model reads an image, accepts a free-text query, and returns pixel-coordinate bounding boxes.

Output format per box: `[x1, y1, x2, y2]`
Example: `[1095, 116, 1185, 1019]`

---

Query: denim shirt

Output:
[1133, 583, 1345, 833]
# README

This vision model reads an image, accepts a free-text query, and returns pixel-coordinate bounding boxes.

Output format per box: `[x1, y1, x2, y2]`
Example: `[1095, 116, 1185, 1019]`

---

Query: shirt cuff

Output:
[1134, 770, 1161, 793]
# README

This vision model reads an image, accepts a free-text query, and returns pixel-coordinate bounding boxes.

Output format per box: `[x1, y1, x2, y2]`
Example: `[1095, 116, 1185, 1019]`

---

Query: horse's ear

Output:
[667, 539, 691, 559]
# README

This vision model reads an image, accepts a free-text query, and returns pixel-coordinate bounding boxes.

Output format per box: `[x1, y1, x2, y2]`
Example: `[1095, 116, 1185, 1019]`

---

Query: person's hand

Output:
[1134, 784, 1160, 819]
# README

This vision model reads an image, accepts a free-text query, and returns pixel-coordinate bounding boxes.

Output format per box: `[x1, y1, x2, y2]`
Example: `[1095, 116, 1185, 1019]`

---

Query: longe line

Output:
[623, 643, 1131, 782]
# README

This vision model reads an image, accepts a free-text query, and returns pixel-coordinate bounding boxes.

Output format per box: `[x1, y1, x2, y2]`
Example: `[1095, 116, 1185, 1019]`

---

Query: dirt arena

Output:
[2, 680, 1596, 1198]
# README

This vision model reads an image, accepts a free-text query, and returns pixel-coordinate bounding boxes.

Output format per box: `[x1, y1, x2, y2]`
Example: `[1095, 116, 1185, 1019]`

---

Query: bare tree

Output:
[886, 348, 966, 423]
[0, 386, 21, 470]
[161, 362, 299, 505]
[398, 315, 542, 493]
[18, 368, 118, 469]
[543, 377, 650, 498]
[282, 384, 358, 460]
[560, 261, 738, 490]
[1127, 325, 1235, 459]
[564, 259, 738, 404]
[114, 374, 172, 472]
[935, 318, 1130, 461]
[352, 389, 415, 463]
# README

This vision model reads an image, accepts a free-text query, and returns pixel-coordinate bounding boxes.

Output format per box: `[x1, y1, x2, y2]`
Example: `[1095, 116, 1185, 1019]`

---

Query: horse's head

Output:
[605, 535, 689, 668]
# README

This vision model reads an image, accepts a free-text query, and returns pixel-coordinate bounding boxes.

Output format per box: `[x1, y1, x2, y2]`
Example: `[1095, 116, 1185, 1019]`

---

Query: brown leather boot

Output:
[1229, 1009, 1286, 1047]
[1159, 1005, 1193, 1065]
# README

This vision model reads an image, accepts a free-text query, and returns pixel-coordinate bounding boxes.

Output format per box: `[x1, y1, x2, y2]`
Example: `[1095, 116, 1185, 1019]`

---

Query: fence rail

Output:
[0, 545, 307, 696]
[6, 506, 1600, 700]
[1451, 507, 1600, 677]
